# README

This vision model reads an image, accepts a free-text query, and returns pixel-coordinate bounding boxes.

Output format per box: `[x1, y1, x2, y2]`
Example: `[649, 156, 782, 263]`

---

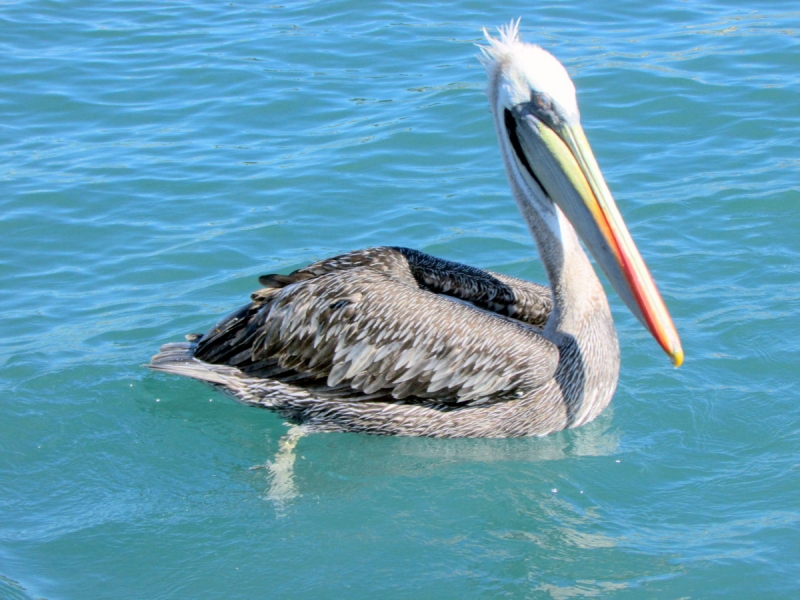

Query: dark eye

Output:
[522, 92, 563, 131]
[531, 92, 552, 111]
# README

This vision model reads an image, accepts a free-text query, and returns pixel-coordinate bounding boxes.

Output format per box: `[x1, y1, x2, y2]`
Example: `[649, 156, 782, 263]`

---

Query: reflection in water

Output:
[395, 408, 620, 464]
[262, 426, 306, 507]
[255, 410, 619, 505]
[536, 580, 628, 599]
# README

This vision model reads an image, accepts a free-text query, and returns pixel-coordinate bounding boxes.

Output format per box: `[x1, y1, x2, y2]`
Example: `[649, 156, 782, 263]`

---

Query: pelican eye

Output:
[531, 91, 552, 110]
[525, 92, 563, 130]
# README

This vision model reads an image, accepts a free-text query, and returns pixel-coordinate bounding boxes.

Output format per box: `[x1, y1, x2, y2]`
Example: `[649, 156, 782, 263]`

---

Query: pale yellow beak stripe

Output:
[537, 121, 683, 366]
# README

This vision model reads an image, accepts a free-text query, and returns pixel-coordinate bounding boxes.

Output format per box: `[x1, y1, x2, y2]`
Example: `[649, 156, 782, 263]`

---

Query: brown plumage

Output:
[148, 24, 682, 437]
[149, 243, 616, 437]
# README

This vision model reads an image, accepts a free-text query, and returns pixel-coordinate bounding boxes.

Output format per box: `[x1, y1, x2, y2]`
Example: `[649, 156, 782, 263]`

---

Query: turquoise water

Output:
[2, 0, 799, 597]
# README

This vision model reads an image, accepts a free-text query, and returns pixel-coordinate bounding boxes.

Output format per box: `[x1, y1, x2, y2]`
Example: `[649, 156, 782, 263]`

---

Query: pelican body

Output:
[149, 24, 682, 438]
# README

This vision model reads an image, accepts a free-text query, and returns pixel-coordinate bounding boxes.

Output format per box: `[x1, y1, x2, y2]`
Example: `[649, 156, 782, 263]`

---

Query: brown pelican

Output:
[149, 23, 682, 438]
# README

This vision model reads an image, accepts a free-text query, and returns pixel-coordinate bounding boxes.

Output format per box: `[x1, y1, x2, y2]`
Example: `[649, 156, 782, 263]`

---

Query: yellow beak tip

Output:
[670, 348, 684, 368]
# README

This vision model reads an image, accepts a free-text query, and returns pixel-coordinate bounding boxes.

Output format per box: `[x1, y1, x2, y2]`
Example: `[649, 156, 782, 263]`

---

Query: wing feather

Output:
[194, 249, 559, 406]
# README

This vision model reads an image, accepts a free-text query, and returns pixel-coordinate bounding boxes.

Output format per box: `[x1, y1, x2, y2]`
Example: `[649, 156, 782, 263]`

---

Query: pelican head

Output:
[481, 22, 683, 366]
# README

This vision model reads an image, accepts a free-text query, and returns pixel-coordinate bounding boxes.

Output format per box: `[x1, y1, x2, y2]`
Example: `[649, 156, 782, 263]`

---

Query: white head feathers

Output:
[479, 21, 580, 124]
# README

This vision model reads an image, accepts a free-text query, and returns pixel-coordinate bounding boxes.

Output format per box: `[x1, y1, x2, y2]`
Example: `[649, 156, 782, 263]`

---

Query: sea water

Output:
[2, 1, 799, 597]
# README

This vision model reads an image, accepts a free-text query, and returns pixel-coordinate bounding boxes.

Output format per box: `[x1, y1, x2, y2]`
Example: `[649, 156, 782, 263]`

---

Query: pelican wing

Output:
[258, 247, 553, 327]
[193, 248, 558, 405]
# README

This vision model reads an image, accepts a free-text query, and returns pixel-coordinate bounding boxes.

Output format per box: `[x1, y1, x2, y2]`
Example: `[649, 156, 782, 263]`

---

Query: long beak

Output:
[512, 110, 683, 366]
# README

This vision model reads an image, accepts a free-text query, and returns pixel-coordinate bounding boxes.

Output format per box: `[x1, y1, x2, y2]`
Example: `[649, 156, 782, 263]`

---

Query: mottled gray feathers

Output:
[149, 247, 613, 437]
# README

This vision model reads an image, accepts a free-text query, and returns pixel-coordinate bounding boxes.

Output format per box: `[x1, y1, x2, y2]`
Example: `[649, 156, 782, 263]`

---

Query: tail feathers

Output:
[148, 340, 311, 410]
[148, 341, 244, 387]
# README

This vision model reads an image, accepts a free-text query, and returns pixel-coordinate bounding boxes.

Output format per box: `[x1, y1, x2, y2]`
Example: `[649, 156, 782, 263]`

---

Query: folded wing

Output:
[193, 247, 558, 406]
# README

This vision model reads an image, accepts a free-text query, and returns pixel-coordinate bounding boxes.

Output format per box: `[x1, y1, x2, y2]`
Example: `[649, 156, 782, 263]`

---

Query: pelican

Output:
[149, 23, 682, 438]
